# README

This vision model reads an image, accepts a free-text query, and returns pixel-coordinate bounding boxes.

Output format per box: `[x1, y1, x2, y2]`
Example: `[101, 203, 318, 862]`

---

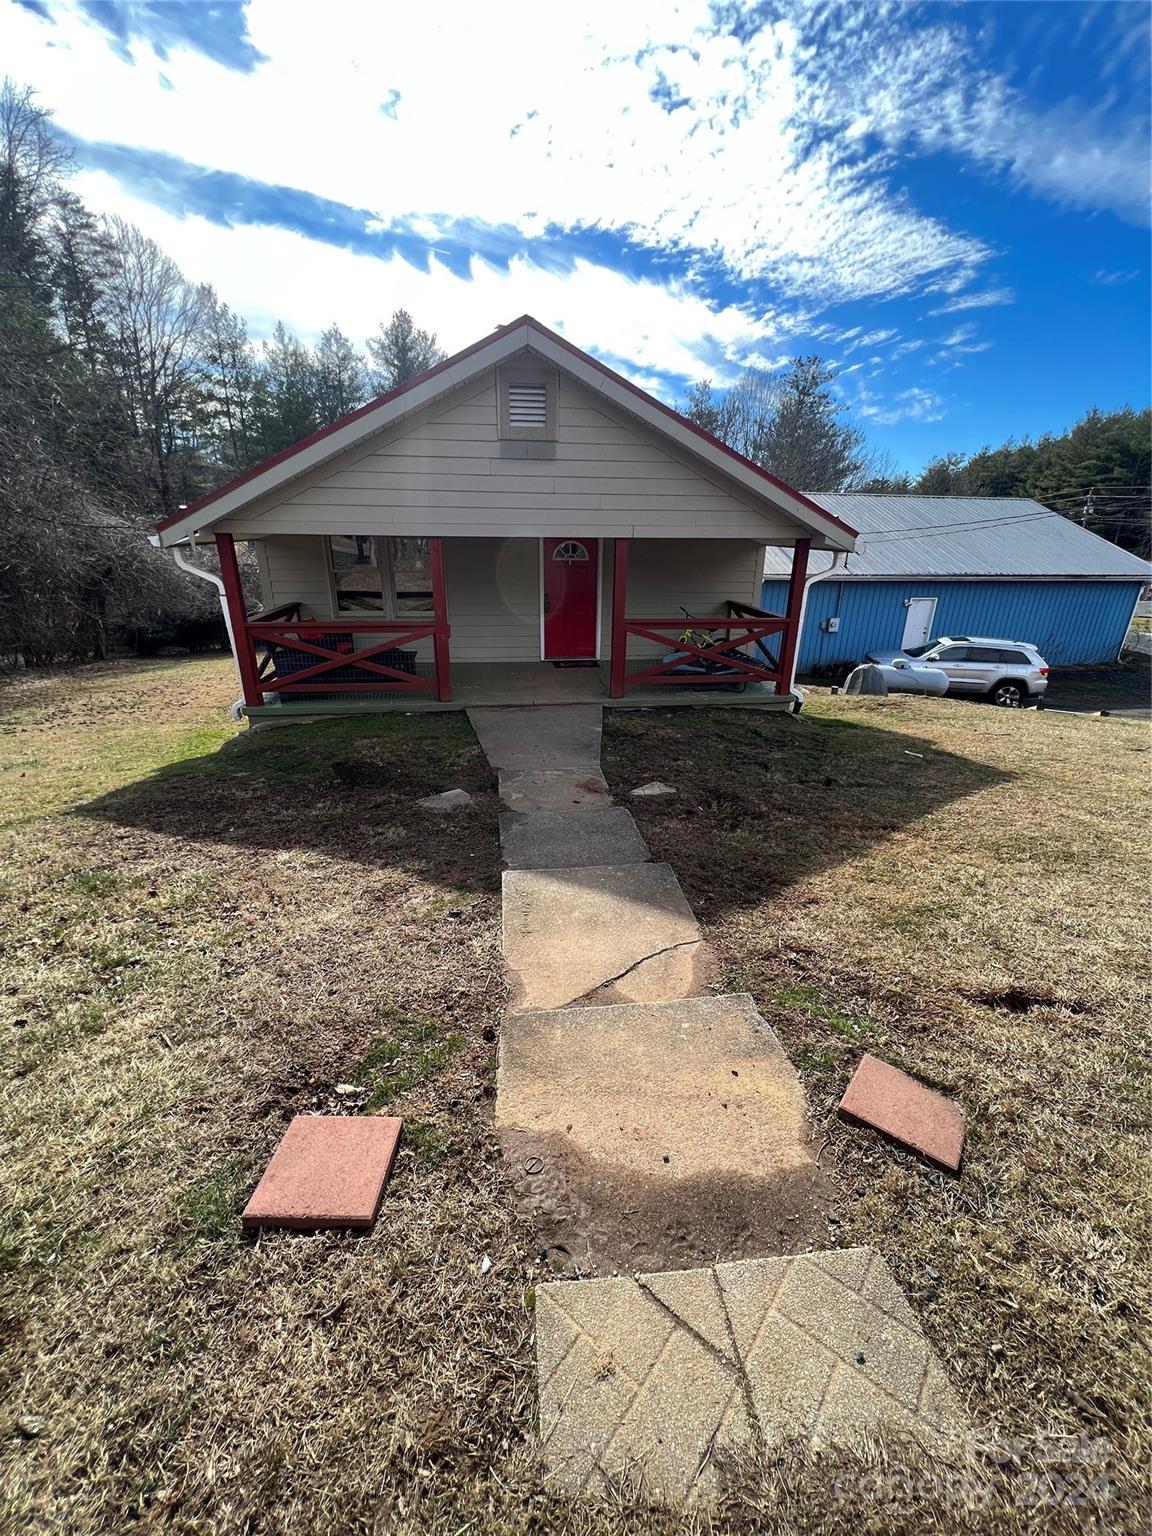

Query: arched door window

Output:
[552, 540, 589, 562]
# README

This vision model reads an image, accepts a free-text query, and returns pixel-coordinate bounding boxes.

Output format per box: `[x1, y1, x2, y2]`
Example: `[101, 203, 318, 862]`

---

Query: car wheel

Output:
[990, 679, 1025, 708]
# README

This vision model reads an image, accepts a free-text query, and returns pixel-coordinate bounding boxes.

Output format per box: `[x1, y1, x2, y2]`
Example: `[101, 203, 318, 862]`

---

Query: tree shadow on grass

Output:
[601, 706, 1015, 921]
[76, 706, 1013, 921]
[74, 713, 503, 897]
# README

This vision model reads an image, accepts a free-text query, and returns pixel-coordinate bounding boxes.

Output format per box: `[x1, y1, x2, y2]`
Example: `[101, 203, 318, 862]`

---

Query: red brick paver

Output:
[242, 1115, 402, 1230]
[838, 1055, 965, 1172]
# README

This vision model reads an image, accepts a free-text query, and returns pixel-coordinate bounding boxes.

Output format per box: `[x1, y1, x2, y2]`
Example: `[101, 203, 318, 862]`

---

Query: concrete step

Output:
[501, 862, 706, 1011]
[496, 992, 826, 1273]
[499, 806, 650, 870]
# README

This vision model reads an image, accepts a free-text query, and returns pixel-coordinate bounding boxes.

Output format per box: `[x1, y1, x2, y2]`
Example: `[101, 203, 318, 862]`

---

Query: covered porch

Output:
[213, 532, 812, 717]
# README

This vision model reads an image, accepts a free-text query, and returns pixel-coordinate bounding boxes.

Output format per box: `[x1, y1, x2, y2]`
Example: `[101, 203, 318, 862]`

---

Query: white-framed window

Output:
[327, 536, 434, 615]
[552, 540, 589, 562]
[497, 364, 557, 441]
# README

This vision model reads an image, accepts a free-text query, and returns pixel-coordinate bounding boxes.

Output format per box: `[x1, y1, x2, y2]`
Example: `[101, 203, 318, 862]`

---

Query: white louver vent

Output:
[507, 382, 549, 425]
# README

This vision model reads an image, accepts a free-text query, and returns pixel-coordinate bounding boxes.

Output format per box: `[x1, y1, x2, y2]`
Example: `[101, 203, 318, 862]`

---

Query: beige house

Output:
[154, 316, 857, 716]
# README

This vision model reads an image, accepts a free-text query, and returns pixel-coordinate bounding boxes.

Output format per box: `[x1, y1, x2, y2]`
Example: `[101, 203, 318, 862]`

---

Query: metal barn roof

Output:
[762, 494, 1150, 581]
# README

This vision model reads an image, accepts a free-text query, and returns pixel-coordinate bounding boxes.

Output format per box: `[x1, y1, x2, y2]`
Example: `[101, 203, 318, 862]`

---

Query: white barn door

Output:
[902, 596, 937, 650]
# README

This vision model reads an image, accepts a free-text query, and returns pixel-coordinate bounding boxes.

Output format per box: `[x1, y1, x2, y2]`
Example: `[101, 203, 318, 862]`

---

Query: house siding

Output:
[257, 533, 764, 663]
[759, 576, 1144, 670]
[217, 367, 798, 542]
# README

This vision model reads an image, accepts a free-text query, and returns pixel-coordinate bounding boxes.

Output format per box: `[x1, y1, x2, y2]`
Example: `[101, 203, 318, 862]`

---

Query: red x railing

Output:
[608, 537, 810, 699]
[247, 620, 440, 694]
[215, 532, 451, 706]
[619, 616, 787, 689]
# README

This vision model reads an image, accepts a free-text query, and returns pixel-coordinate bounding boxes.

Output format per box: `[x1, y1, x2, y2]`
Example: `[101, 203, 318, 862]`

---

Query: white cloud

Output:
[69, 168, 797, 390]
[4, 0, 992, 306]
[798, 0, 1150, 224]
[1091, 268, 1141, 286]
[856, 385, 947, 425]
[842, 328, 897, 353]
[928, 287, 1014, 314]
[4, 0, 1140, 431]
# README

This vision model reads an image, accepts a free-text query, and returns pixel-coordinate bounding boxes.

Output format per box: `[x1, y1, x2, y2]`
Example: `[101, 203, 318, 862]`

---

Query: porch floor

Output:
[241, 661, 797, 717]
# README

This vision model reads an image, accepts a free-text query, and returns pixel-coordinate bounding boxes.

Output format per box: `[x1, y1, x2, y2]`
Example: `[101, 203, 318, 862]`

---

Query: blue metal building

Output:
[762, 494, 1149, 672]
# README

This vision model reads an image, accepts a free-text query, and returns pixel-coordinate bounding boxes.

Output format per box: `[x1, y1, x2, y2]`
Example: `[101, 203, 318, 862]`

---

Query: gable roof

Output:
[762, 493, 1151, 581]
[155, 315, 857, 549]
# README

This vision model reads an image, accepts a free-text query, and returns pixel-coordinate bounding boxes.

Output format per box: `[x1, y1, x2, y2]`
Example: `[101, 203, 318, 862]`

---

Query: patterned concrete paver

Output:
[536, 1247, 967, 1504]
[497, 995, 827, 1271]
[502, 863, 706, 1011]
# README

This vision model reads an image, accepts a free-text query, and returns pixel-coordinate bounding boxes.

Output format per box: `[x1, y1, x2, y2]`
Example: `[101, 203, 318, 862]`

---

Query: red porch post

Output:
[609, 537, 629, 698]
[777, 537, 811, 699]
[429, 536, 451, 702]
[214, 531, 263, 708]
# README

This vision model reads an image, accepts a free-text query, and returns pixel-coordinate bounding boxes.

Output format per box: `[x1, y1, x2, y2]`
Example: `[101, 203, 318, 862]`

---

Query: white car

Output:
[864, 636, 1050, 707]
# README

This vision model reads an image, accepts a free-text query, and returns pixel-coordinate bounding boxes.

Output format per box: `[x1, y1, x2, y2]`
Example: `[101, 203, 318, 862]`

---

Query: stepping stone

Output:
[417, 788, 472, 811]
[536, 1247, 968, 1505]
[839, 1054, 965, 1172]
[468, 704, 603, 772]
[502, 863, 705, 1011]
[241, 1115, 402, 1231]
[497, 994, 827, 1273]
[498, 769, 613, 813]
[499, 807, 650, 870]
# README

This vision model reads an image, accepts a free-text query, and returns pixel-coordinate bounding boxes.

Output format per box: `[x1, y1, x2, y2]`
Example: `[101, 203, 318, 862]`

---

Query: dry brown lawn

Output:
[1, 657, 1148, 1535]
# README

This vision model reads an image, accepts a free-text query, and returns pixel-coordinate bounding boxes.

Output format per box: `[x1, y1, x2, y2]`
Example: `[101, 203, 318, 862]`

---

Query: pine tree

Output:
[252, 321, 319, 455]
[366, 308, 445, 391]
[199, 289, 258, 472]
[681, 358, 867, 489]
[314, 322, 367, 421]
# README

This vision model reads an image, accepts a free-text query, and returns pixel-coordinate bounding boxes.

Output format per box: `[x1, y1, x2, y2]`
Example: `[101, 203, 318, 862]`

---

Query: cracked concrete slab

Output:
[498, 769, 613, 813]
[536, 1247, 968, 1505]
[497, 994, 828, 1272]
[468, 705, 603, 773]
[500, 807, 650, 870]
[502, 863, 707, 1011]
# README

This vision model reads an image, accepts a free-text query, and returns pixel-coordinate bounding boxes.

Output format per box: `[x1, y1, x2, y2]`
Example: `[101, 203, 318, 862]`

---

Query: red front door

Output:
[542, 538, 599, 659]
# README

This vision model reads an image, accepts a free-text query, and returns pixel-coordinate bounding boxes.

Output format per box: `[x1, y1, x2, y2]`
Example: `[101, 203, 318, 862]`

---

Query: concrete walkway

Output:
[469, 703, 966, 1502]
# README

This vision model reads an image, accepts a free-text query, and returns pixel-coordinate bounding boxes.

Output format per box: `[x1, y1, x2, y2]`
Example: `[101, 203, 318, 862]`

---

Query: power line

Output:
[857, 510, 1149, 547]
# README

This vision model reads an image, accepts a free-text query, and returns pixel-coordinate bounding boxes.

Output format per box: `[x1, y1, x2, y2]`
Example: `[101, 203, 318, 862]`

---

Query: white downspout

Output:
[787, 550, 847, 699]
[160, 532, 248, 721]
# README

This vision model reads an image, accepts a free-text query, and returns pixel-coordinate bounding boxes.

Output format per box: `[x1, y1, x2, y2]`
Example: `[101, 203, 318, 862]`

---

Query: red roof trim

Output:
[156, 313, 858, 540]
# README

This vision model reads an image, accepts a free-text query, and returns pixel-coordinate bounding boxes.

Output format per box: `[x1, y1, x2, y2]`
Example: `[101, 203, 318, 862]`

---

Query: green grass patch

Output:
[168, 1155, 252, 1254]
[397, 1116, 452, 1168]
[771, 983, 882, 1042]
[353, 1008, 464, 1108]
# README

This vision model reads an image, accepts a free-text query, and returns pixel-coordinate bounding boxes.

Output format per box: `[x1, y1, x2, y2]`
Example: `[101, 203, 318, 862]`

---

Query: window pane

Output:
[329, 535, 385, 612]
[967, 648, 1001, 662]
[999, 650, 1029, 665]
[930, 645, 968, 660]
[389, 537, 434, 613]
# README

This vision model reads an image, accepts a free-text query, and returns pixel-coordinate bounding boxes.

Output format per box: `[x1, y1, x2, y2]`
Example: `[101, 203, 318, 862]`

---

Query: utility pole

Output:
[1082, 487, 1095, 527]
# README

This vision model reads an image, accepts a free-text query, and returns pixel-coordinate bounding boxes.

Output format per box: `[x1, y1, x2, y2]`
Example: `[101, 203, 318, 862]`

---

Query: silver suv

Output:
[865, 635, 1050, 706]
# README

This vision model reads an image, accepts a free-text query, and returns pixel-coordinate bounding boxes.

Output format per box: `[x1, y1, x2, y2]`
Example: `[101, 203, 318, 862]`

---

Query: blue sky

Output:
[7, 0, 1150, 472]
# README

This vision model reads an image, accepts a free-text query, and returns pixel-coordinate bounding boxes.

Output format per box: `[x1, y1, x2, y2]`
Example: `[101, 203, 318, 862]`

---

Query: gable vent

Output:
[507, 382, 549, 425]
